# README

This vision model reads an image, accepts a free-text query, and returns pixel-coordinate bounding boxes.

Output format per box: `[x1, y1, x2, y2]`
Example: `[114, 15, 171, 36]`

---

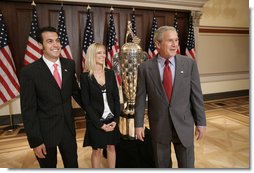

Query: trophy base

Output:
[116, 127, 155, 168]
[120, 134, 136, 140]
[103, 127, 155, 168]
[119, 112, 136, 140]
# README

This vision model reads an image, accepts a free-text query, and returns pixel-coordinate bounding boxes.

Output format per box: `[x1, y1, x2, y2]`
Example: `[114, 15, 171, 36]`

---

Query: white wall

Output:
[200, 0, 249, 27]
[197, 0, 249, 94]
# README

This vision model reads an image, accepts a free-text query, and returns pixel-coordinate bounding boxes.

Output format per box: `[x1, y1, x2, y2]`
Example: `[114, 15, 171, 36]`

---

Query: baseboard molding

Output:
[203, 90, 249, 101]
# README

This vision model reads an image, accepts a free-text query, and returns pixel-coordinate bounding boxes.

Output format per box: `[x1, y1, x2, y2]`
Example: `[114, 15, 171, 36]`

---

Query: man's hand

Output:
[195, 126, 206, 140]
[33, 144, 47, 158]
[135, 127, 145, 141]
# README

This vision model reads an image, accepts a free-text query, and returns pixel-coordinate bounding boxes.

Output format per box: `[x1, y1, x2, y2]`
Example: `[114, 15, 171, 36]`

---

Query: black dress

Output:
[80, 69, 120, 149]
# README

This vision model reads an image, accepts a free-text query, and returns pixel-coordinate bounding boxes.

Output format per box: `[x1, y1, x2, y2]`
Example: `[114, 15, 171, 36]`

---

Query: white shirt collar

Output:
[42, 56, 61, 69]
[157, 54, 175, 67]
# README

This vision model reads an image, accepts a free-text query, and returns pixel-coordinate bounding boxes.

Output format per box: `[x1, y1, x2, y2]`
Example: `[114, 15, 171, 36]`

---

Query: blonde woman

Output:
[80, 43, 120, 168]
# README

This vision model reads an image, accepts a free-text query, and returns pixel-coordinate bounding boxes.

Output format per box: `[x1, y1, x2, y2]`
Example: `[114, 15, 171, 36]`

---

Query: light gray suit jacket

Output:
[134, 55, 206, 147]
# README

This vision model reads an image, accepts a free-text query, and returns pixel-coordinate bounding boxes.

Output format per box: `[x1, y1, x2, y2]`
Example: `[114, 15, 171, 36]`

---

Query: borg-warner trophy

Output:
[118, 21, 148, 139]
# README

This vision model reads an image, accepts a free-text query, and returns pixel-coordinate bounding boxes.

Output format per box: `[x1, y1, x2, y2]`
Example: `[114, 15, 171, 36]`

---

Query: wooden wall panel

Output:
[48, 10, 59, 28]
[15, 8, 32, 70]
[77, 11, 87, 72]
[135, 14, 145, 48]
[0, 1, 190, 79]
[155, 15, 166, 27]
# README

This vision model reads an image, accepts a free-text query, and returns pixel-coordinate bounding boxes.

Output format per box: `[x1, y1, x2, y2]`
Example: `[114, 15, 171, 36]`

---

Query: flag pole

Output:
[4, 100, 19, 132]
[8, 100, 15, 131]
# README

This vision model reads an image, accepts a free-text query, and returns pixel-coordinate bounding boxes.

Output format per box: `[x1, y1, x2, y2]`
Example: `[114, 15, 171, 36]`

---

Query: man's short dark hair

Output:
[37, 26, 58, 44]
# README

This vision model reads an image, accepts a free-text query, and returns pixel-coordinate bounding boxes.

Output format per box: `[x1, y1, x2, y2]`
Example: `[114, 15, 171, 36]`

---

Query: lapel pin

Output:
[181, 71, 184, 74]
[64, 69, 68, 72]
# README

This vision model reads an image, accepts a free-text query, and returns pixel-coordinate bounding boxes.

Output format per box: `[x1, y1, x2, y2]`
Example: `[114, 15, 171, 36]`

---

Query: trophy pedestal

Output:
[103, 127, 155, 168]
[119, 112, 135, 140]
[116, 127, 155, 168]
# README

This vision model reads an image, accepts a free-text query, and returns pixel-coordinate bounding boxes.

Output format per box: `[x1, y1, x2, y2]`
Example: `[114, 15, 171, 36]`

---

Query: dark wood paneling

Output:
[199, 28, 249, 34]
[15, 8, 32, 70]
[48, 10, 59, 28]
[0, 1, 190, 80]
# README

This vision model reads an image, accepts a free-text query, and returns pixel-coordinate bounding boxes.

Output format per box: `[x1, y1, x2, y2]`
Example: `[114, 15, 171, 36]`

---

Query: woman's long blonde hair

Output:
[84, 43, 106, 76]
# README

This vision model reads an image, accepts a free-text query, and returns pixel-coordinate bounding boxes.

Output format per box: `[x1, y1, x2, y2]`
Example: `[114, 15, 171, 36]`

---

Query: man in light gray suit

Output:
[135, 26, 206, 168]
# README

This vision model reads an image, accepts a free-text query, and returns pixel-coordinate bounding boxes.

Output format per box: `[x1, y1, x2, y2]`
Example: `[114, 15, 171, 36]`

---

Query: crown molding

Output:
[53, 0, 209, 11]
[3, 0, 208, 11]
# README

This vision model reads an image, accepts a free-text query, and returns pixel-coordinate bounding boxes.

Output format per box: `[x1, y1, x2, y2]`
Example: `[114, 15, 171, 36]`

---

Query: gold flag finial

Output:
[31, 0, 36, 6]
[87, 4, 91, 10]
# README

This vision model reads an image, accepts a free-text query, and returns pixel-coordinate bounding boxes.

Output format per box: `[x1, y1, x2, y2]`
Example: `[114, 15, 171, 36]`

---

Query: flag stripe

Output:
[0, 57, 20, 92]
[1, 46, 15, 71]
[106, 11, 121, 86]
[61, 45, 72, 59]
[27, 38, 41, 54]
[185, 15, 195, 59]
[0, 74, 16, 100]
[58, 6, 73, 60]
[82, 52, 86, 71]
[82, 9, 95, 71]
[186, 49, 195, 58]
[106, 53, 113, 69]
[0, 88, 8, 104]
[0, 13, 20, 105]
[23, 6, 41, 65]
[173, 13, 181, 54]
[25, 48, 40, 62]
[147, 16, 158, 59]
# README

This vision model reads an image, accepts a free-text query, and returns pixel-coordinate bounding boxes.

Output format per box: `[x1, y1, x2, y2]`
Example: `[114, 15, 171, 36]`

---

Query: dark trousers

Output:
[36, 123, 78, 168]
[152, 126, 194, 168]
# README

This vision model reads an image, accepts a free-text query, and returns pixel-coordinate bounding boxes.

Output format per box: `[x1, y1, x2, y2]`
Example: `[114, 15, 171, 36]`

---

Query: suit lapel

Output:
[60, 58, 69, 89]
[148, 57, 168, 104]
[171, 55, 185, 103]
[37, 58, 60, 89]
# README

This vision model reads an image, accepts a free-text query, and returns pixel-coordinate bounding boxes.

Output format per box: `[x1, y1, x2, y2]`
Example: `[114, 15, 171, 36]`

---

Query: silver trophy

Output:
[119, 21, 147, 139]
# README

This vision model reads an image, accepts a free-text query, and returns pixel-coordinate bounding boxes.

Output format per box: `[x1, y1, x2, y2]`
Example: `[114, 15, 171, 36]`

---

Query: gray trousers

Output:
[152, 126, 194, 168]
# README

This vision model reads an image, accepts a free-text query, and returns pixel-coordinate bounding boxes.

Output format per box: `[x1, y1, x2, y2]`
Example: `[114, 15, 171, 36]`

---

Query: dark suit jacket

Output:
[80, 69, 120, 129]
[20, 57, 81, 148]
[135, 55, 206, 147]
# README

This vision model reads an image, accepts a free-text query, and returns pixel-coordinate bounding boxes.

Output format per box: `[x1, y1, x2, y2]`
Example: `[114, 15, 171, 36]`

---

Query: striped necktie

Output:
[53, 64, 62, 88]
[163, 59, 172, 102]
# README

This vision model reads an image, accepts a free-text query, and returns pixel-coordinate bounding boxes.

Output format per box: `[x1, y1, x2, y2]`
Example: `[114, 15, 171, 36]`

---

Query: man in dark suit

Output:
[135, 26, 206, 168]
[20, 26, 82, 168]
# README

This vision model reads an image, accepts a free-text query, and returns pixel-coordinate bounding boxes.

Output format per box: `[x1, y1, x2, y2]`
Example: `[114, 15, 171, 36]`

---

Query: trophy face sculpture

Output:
[119, 21, 147, 139]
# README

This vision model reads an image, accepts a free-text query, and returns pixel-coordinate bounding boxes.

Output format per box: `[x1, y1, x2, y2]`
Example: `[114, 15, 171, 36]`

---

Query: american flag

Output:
[131, 10, 136, 35]
[106, 10, 121, 86]
[58, 6, 73, 59]
[173, 12, 181, 54]
[82, 9, 94, 71]
[0, 13, 20, 105]
[147, 16, 158, 59]
[23, 5, 41, 65]
[185, 15, 195, 59]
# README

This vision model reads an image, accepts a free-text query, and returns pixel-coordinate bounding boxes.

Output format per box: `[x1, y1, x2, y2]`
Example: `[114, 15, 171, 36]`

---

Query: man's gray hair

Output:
[154, 26, 177, 43]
